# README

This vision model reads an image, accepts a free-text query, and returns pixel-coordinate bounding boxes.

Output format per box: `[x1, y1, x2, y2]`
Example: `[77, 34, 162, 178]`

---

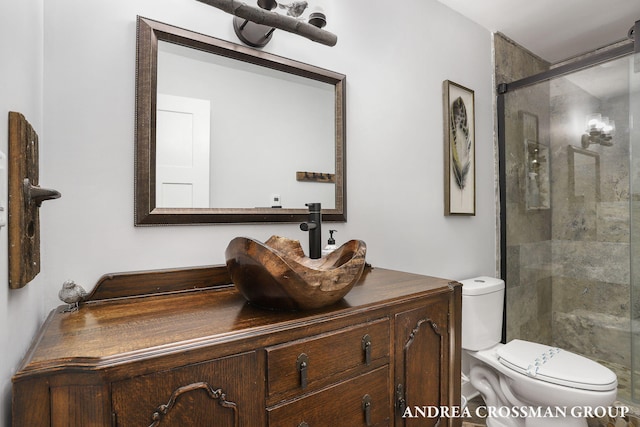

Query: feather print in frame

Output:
[443, 80, 475, 216]
[450, 96, 471, 190]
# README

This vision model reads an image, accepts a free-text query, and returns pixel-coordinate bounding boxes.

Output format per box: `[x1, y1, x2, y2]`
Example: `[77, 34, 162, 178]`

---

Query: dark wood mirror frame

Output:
[135, 16, 346, 225]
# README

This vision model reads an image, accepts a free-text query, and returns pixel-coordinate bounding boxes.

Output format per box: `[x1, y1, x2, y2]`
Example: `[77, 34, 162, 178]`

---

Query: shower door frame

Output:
[496, 40, 636, 344]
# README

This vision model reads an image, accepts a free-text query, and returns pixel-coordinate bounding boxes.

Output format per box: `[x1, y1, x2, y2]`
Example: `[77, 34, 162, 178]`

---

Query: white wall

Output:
[1, 0, 495, 423]
[0, 0, 45, 425]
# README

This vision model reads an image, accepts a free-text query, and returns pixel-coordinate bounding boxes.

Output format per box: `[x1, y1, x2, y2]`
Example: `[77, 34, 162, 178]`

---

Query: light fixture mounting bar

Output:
[196, 0, 337, 46]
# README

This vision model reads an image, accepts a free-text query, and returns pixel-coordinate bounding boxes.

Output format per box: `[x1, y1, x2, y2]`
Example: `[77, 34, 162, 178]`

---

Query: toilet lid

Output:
[497, 340, 617, 391]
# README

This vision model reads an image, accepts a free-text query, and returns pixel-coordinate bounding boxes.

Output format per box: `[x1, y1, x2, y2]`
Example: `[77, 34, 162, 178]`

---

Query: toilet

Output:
[460, 276, 618, 427]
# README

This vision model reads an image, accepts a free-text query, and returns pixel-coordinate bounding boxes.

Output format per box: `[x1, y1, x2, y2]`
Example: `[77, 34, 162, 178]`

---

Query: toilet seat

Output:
[497, 339, 617, 392]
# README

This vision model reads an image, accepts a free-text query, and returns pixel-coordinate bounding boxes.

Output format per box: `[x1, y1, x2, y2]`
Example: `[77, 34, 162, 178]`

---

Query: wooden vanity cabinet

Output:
[12, 266, 461, 427]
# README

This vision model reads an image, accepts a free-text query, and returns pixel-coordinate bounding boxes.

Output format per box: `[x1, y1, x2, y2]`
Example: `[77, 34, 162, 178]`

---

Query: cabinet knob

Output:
[296, 353, 309, 390]
[298, 422, 309, 427]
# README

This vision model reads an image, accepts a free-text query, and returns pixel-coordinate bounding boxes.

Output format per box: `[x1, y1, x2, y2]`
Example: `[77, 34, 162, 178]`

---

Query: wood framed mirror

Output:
[135, 16, 346, 225]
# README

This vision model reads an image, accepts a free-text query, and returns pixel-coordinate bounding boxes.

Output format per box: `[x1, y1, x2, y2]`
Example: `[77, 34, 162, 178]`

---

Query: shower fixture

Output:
[581, 113, 615, 148]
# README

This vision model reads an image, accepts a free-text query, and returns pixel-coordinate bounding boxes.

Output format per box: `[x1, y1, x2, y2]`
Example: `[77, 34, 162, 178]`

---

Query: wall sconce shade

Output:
[257, 0, 277, 9]
[308, 10, 326, 28]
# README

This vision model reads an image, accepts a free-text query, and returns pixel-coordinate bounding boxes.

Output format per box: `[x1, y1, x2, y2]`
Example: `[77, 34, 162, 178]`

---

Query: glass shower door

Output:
[630, 49, 640, 402]
[501, 49, 638, 403]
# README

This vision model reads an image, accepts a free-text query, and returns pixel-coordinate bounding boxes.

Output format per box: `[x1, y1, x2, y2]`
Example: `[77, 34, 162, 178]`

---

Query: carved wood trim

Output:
[402, 316, 444, 423]
[405, 317, 442, 349]
[148, 382, 238, 427]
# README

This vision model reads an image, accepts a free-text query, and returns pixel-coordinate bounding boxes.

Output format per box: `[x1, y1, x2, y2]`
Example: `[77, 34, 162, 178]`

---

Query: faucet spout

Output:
[300, 202, 322, 259]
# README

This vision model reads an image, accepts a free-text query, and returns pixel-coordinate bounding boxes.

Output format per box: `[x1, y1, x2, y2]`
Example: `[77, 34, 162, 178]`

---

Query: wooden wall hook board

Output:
[8, 111, 62, 289]
[295, 171, 336, 183]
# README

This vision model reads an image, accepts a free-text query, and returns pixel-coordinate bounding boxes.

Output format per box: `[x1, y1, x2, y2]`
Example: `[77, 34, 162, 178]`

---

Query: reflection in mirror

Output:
[568, 145, 601, 204]
[135, 16, 346, 225]
[156, 41, 336, 210]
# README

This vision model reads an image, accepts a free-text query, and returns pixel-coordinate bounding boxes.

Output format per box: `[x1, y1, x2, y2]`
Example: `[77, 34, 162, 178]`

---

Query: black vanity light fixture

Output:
[196, 0, 337, 47]
[581, 113, 615, 148]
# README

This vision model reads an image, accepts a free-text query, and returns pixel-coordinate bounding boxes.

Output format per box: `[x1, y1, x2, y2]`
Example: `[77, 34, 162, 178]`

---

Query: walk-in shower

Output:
[498, 23, 640, 402]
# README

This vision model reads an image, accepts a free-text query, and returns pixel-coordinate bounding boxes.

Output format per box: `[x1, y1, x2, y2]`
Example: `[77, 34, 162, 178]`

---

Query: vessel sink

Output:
[225, 235, 367, 311]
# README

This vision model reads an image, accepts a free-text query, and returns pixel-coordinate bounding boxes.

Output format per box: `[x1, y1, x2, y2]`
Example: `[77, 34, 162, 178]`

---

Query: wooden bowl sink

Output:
[225, 235, 367, 311]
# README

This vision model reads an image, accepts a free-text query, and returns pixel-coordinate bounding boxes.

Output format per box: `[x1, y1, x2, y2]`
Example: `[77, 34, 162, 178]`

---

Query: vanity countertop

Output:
[15, 266, 457, 380]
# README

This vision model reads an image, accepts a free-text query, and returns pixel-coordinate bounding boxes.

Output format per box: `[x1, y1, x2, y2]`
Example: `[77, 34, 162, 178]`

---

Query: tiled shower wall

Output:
[495, 33, 553, 344]
[549, 74, 631, 367]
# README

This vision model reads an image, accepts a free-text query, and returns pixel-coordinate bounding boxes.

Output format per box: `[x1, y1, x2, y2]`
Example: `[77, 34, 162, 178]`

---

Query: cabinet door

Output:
[112, 351, 262, 427]
[394, 295, 450, 427]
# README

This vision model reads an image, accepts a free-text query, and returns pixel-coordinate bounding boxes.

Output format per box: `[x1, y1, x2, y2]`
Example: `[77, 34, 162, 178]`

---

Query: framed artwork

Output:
[443, 80, 475, 215]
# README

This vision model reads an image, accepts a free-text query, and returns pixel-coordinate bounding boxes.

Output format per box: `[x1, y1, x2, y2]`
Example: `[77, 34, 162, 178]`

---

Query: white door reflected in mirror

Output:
[156, 94, 211, 208]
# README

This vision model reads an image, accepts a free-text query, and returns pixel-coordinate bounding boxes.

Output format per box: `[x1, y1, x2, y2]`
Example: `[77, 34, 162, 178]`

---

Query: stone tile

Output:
[598, 202, 630, 243]
[552, 240, 630, 285]
[552, 309, 630, 366]
[507, 277, 553, 344]
[551, 276, 629, 316]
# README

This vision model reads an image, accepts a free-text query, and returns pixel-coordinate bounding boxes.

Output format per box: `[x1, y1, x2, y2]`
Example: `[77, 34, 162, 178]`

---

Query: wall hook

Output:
[23, 178, 61, 207]
[8, 111, 62, 289]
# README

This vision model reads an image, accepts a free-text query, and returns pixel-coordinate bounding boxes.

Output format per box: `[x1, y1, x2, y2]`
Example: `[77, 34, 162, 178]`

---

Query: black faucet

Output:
[300, 202, 322, 259]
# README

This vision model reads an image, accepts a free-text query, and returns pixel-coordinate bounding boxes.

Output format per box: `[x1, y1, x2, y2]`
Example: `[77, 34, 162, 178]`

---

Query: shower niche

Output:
[521, 111, 550, 210]
[524, 139, 550, 210]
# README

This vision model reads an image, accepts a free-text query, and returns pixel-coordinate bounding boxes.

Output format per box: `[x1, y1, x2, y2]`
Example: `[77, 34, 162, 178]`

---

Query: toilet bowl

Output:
[460, 277, 618, 427]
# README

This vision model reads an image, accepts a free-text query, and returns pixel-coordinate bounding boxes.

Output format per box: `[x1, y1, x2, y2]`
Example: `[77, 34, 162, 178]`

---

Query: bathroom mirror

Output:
[135, 17, 346, 225]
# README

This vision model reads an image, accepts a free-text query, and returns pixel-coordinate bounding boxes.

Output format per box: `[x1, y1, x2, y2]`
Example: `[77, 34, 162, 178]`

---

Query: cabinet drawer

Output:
[268, 365, 390, 427]
[266, 318, 390, 400]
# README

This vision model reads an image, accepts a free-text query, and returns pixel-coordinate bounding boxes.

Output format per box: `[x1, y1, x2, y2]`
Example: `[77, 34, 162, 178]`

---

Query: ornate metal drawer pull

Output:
[148, 382, 238, 427]
[361, 334, 372, 365]
[362, 394, 372, 426]
[297, 353, 309, 390]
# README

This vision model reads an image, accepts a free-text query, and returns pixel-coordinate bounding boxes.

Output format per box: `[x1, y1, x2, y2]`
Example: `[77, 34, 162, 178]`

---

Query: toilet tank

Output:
[459, 277, 505, 351]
